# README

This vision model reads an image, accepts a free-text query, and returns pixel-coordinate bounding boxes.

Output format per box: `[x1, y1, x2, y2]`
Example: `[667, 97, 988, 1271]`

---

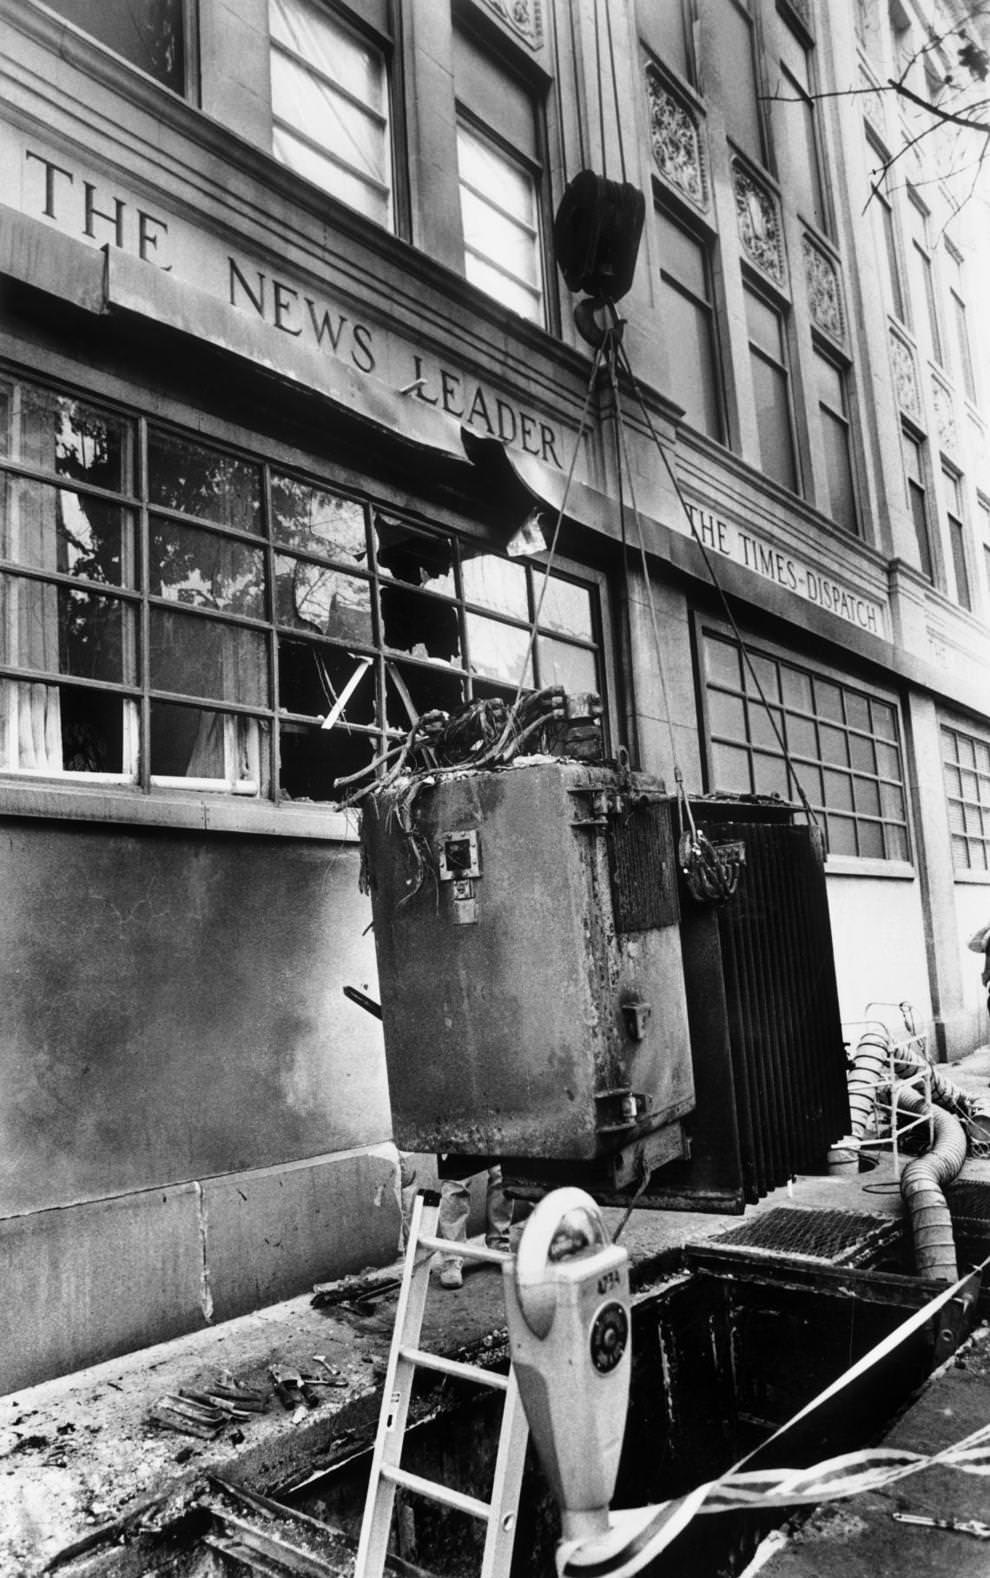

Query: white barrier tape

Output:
[558, 1259, 988, 1577]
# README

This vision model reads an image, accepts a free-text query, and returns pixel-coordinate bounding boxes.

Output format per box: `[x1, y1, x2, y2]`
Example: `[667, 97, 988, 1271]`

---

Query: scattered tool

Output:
[312, 1355, 349, 1387]
[269, 1365, 319, 1410]
[149, 1395, 225, 1440]
[893, 1511, 990, 1539]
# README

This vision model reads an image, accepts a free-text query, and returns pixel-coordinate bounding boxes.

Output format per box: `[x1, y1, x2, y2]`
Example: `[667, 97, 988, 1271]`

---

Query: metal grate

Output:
[606, 799, 678, 934]
[706, 1206, 901, 1266]
[709, 820, 851, 1200]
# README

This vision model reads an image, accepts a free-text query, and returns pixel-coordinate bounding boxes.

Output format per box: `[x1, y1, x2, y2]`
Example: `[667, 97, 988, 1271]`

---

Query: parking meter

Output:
[503, 1188, 631, 1545]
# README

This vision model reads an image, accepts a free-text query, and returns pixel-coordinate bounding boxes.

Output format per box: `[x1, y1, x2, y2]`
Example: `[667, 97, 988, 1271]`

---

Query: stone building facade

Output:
[2, 0, 989, 1389]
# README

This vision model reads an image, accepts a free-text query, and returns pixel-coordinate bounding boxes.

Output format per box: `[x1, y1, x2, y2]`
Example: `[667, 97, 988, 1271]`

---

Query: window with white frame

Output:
[701, 628, 910, 861]
[945, 243, 978, 404]
[942, 466, 971, 611]
[815, 348, 857, 533]
[269, 0, 393, 228]
[942, 722, 990, 872]
[901, 425, 933, 581]
[745, 286, 799, 493]
[0, 371, 607, 798]
[906, 190, 943, 364]
[656, 206, 724, 441]
[42, 0, 190, 94]
[454, 27, 545, 325]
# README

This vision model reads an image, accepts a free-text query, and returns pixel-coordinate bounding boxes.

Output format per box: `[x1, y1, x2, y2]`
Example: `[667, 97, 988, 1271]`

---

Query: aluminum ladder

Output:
[353, 1188, 529, 1578]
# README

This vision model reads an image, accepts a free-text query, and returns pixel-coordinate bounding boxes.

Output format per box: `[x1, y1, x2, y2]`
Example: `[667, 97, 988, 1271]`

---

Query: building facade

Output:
[2, 0, 990, 1390]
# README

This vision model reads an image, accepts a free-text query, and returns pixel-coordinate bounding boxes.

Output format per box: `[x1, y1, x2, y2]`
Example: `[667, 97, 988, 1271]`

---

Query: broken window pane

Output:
[278, 638, 375, 726]
[537, 636, 597, 695]
[537, 577, 594, 641]
[274, 555, 373, 644]
[465, 612, 531, 686]
[279, 720, 376, 802]
[374, 515, 456, 594]
[149, 519, 266, 617]
[1, 477, 131, 586]
[149, 431, 262, 534]
[150, 701, 268, 792]
[149, 608, 269, 706]
[380, 583, 462, 664]
[1, 677, 129, 774]
[385, 662, 465, 731]
[5, 386, 131, 492]
[461, 553, 529, 618]
[271, 475, 368, 562]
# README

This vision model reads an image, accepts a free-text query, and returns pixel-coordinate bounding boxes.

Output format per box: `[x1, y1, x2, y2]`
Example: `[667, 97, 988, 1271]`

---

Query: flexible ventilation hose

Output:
[894, 1087, 968, 1283]
[844, 1029, 970, 1282]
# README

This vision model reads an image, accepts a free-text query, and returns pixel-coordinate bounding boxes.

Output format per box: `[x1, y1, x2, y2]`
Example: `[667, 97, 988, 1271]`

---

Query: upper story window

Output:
[42, 0, 188, 94]
[945, 244, 978, 404]
[0, 371, 606, 799]
[774, 20, 829, 233]
[701, 629, 909, 861]
[906, 190, 943, 364]
[269, 0, 393, 228]
[942, 466, 971, 611]
[704, 0, 766, 165]
[870, 163, 907, 323]
[744, 286, 799, 494]
[454, 27, 545, 325]
[901, 425, 934, 581]
[638, 0, 695, 85]
[814, 349, 857, 534]
[655, 206, 723, 441]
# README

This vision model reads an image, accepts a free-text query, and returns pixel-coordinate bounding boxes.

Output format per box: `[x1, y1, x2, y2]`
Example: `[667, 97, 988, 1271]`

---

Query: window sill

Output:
[0, 780, 362, 841]
[951, 867, 990, 885]
[824, 856, 915, 880]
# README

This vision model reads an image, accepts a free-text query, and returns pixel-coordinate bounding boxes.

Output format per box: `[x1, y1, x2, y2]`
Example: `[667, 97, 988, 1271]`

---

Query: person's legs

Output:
[484, 1165, 512, 1251]
[437, 1176, 471, 1288]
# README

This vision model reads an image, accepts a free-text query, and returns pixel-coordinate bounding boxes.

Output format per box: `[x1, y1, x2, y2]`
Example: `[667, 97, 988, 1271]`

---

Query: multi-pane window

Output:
[454, 29, 545, 325]
[815, 350, 857, 532]
[775, 22, 829, 233]
[701, 631, 910, 861]
[42, 0, 188, 94]
[901, 427, 933, 580]
[745, 287, 799, 493]
[269, 0, 393, 228]
[656, 208, 723, 441]
[943, 467, 971, 611]
[942, 724, 990, 871]
[906, 191, 943, 363]
[0, 373, 606, 798]
[705, 0, 765, 164]
[946, 245, 978, 403]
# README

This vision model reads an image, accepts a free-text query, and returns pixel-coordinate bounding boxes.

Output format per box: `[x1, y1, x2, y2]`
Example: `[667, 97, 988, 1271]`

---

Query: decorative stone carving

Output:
[646, 67, 707, 208]
[480, 0, 542, 48]
[889, 332, 921, 419]
[931, 378, 958, 454]
[802, 235, 843, 341]
[733, 162, 785, 285]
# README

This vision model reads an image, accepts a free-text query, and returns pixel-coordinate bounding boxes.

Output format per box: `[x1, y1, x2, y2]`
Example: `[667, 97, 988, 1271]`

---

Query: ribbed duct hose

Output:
[895, 1087, 968, 1284]
[847, 1029, 891, 1139]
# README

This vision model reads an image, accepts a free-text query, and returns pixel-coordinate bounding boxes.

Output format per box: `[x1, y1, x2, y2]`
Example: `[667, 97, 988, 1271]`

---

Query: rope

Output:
[612, 332, 820, 834]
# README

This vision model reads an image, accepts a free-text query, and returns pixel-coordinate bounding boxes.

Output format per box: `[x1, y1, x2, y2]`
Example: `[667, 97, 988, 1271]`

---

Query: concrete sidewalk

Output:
[3, 1047, 989, 1577]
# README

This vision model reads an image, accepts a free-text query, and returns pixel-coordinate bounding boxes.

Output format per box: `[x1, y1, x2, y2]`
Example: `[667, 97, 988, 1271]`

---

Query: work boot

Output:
[439, 1260, 463, 1290]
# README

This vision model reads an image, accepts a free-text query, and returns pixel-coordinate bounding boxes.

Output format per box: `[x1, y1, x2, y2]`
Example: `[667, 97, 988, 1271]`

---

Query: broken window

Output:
[0, 370, 608, 806]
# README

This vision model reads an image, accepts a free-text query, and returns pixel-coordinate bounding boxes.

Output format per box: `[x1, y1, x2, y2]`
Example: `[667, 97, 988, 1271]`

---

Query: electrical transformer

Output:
[361, 759, 850, 1211]
[362, 761, 695, 1183]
